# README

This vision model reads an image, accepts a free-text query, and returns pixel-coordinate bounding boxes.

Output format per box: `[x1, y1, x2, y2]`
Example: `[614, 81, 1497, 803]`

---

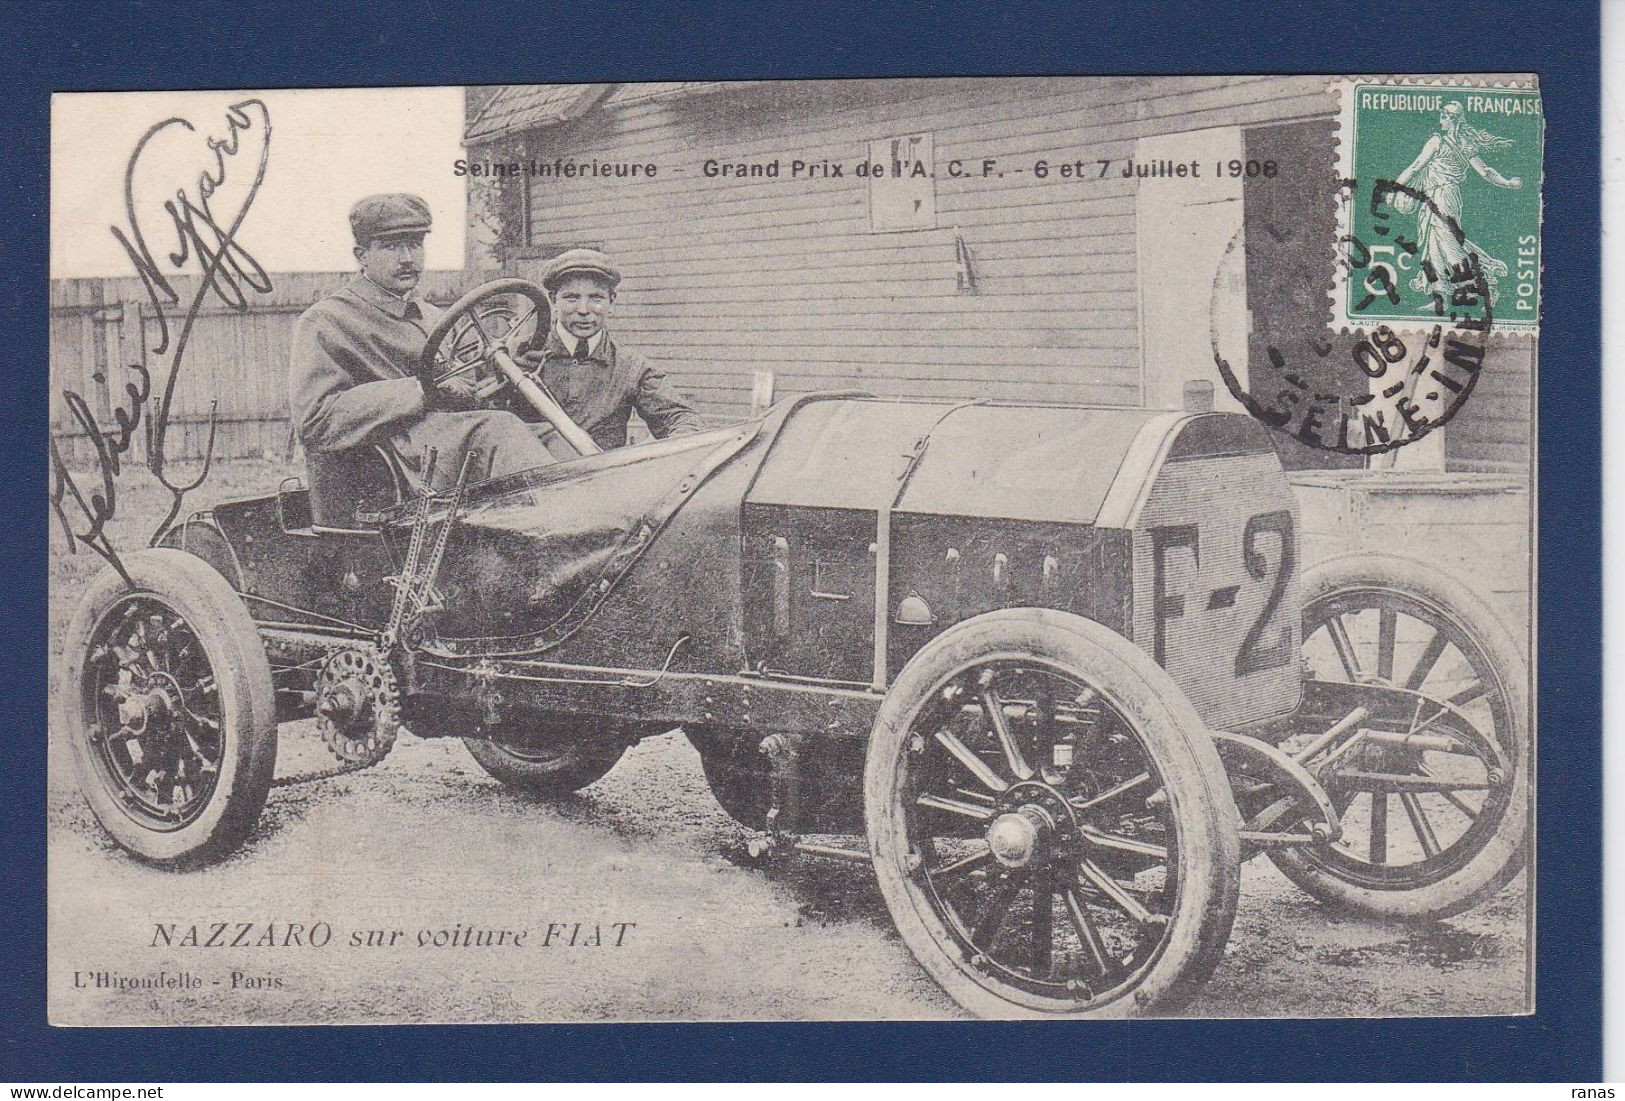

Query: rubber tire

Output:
[463, 729, 625, 794]
[60, 549, 277, 867]
[685, 727, 771, 828]
[1269, 553, 1530, 921]
[865, 608, 1242, 1019]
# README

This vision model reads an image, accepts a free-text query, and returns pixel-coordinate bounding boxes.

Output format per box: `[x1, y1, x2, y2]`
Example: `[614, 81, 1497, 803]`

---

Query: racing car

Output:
[59, 279, 1530, 1018]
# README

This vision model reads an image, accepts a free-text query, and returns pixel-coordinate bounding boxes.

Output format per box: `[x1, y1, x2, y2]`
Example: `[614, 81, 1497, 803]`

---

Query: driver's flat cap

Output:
[350, 193, 433, 244]
[541, 248, 621, 291]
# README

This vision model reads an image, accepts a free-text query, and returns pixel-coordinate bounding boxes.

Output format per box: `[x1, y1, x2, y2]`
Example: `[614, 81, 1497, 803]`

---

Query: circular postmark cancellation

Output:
[1209, 80, 1540, 455]
[1213, 174, 1495, 456]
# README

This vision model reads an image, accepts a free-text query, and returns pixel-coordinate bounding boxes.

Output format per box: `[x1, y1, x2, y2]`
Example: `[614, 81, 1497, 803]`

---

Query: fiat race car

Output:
[60, 279, 1530, 1019]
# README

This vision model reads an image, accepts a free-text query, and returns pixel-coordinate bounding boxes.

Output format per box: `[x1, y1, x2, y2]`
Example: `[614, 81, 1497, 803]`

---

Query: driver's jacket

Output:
[512, 329, 704, 451]
[289, 274, 444, 453]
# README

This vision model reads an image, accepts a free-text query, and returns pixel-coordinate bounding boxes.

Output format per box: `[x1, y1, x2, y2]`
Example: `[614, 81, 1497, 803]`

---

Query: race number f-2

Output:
[1150, 510, 1296, 676]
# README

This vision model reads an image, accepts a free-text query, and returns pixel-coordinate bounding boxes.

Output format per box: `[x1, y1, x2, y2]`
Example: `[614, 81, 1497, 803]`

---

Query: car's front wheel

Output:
[864, 608, 1241, 1019]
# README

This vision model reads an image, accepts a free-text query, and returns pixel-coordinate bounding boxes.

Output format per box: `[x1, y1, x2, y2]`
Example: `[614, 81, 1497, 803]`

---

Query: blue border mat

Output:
[4, 0, 1600, 1081]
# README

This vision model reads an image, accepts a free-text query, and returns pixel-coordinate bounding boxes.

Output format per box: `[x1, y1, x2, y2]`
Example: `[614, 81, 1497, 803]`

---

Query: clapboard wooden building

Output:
[461, 77, 1534, 478]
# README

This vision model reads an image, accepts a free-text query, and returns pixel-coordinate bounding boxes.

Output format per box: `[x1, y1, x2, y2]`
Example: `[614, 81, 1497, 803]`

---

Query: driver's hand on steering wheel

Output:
[426, 370, 506, 411]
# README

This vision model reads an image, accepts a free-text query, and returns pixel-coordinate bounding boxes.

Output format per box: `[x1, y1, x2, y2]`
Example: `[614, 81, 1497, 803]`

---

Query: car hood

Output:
[745, 397, 1177, 525]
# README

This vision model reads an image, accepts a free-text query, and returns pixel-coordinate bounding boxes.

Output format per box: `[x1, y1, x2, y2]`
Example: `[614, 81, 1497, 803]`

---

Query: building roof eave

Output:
[464, 83, 618, 145]
[464, 81, 761, 144]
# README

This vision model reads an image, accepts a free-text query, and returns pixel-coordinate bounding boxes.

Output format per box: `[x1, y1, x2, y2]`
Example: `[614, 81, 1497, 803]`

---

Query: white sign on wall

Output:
[868, 131, 936, 231]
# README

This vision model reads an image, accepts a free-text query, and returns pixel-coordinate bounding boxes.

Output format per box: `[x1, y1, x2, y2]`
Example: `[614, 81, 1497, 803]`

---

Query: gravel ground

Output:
[47, 461, 1531, 1024]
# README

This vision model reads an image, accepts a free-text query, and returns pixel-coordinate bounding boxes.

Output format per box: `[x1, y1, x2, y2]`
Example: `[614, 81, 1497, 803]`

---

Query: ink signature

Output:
[49, 99, 273, 583]
[47, 366, 151, 583]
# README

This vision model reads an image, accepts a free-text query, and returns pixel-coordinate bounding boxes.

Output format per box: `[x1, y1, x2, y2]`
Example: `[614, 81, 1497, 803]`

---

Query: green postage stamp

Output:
[1334, 79, 1543, 334]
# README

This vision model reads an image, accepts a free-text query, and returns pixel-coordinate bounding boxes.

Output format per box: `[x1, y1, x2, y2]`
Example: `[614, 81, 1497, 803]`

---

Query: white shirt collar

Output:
[554, 321, 604, 355]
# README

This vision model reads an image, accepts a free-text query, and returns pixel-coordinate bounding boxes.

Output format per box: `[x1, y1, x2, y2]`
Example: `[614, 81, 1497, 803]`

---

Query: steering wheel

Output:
[418, 278, 602, 457]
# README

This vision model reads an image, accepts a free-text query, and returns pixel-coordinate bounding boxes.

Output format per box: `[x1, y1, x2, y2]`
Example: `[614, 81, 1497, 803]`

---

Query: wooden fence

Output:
[48, 271, 476, 467]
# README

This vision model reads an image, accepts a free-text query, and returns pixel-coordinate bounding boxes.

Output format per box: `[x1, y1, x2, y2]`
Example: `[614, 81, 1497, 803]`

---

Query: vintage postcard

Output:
[47, 75, 1538, 1024]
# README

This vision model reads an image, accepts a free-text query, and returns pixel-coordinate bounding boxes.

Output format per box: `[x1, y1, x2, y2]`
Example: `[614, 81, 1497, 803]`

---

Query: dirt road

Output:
[48, 720, 1528, 1024]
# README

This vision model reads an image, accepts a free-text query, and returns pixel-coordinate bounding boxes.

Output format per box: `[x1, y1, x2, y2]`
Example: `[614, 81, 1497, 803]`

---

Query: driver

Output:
[289, 193, 555, 492]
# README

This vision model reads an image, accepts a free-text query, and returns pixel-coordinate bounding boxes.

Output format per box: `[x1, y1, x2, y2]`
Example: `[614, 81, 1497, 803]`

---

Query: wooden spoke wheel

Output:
[865, 609, 1240, 1019]
[1270, 554, 1529, 920]
[60, 550, 277, 866]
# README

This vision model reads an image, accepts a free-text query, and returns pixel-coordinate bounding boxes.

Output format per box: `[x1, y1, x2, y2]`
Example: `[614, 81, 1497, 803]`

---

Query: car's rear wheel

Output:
[60, 549, 277, 867]
[1269, 554, 1529, 920]
[463, 725, 626, 794]
[865, 609, 1240, 1019]
[686, 727, 772, 827]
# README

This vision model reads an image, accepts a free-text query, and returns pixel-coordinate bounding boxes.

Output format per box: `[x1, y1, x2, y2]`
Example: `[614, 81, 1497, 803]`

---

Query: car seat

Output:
[304, 443, 416, 527]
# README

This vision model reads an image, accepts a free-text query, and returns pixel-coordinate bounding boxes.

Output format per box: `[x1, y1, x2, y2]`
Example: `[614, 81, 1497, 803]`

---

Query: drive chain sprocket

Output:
[314, 646, 401, 767]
